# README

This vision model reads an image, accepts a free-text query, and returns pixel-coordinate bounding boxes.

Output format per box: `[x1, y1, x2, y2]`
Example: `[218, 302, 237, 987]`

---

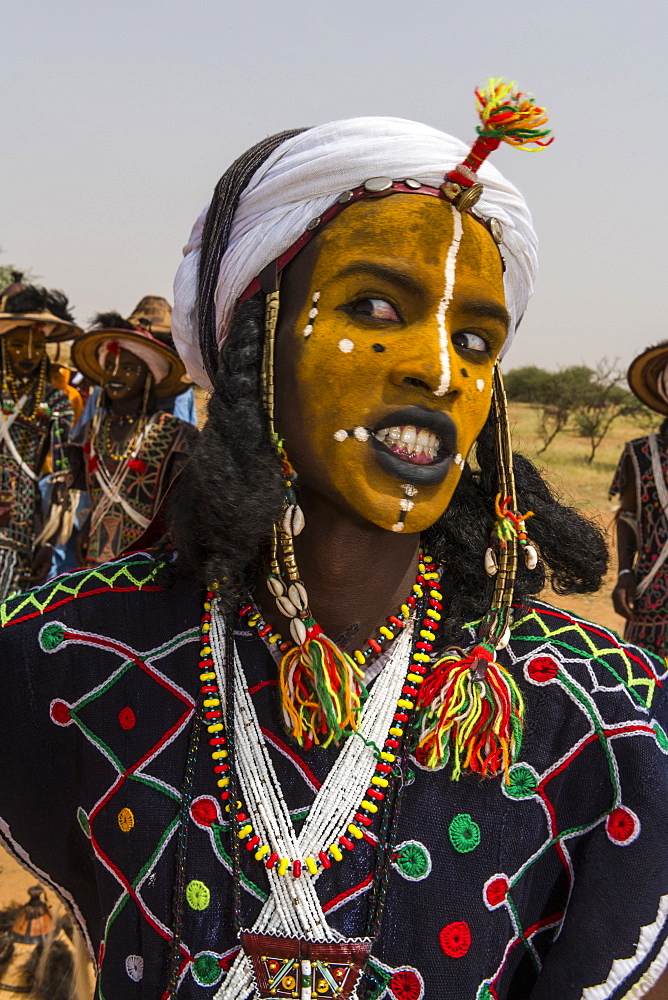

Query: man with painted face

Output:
[0, 286, 79, 598]
[1, 84, 668, 1000]
[70, 311, 198, 565]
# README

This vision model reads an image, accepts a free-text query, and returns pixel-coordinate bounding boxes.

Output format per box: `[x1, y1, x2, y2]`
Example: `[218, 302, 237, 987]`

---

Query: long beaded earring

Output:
[415, 364, 532, 781]
[260, 285, 367, 748]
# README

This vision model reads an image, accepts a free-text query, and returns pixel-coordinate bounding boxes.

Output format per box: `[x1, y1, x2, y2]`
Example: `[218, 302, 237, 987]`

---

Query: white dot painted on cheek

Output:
[392, 522, 405, 532]
[476, 379, 485, 392]
[303, 324, 313, 337]
[353, 427, 370, 442]
[333, 429, 348, 442]
[338, 338, 355, 353]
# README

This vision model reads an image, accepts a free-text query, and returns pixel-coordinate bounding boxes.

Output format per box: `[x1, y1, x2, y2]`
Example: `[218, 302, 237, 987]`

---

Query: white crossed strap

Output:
[209, 607, 414, 1000]
[0, 396, 38, 482]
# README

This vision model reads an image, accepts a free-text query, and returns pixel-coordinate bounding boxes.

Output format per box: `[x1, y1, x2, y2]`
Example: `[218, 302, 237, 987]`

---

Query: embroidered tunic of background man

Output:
[1, 551, 668, 999]
[611, 433, 668, 656]
[0, 382, 73, 598]
[80, 412, 198, 565]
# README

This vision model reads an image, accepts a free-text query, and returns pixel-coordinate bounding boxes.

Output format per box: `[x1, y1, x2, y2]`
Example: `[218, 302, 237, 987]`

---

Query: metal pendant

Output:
[241, 931, 372, 1000]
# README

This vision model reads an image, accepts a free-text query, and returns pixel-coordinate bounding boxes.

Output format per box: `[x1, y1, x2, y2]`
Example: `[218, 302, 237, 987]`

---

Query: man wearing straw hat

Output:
[611, 342, 668, 655]
[70, 309, 198, 565]
[0, 285, 81, 598]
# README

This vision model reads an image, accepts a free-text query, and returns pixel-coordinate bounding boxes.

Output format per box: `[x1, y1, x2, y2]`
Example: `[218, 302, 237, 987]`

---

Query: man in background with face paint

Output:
[70, 310, 198, 565]
[1, 83, 668, 1000]
[0, 286, 80, 598]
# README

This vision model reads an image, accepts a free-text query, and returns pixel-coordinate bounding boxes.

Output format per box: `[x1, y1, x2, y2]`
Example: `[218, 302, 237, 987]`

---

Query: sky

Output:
[2, 0, 666, 374]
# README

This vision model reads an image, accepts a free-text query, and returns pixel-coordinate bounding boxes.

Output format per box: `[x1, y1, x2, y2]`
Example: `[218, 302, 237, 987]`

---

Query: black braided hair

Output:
[167, 294, 608, 625]
[197, 128, 309, 385]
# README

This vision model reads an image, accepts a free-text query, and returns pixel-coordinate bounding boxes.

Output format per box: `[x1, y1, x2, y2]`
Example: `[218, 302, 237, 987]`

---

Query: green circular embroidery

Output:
[654, 723, 668, 753]
[40, 622, 65, 651]
[186, 879, 210, 911]
[506, 764, 538, 799]
[77, 808, 90, 838]
[193, 952, 222, 986]
[448, 813, 481, 853]
[393, 840, 432, 881]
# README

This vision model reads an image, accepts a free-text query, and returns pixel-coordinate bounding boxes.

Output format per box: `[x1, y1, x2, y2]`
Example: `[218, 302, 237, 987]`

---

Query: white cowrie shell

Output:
[276, 595, 299, 618]
[288, 582, 308, 611]
[496, 625, 511, 650]
[282, 504, 305, 537]
[290, 617, 307, 645]
[267, 576, 286, 597]
[524, 544, 538, 570]
[484, 547, 498, 577]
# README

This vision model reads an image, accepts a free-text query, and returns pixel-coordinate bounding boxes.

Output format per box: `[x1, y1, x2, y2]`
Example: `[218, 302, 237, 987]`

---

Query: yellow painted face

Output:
[274, 194, 508, 534]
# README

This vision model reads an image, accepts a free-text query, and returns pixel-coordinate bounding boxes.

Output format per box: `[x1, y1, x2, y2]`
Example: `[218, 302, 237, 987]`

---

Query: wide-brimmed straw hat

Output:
[628, 342, 668, 415]
[0, 285, 83, 343]
[72, 324, 189, 399]
[127, 295, 173, 339]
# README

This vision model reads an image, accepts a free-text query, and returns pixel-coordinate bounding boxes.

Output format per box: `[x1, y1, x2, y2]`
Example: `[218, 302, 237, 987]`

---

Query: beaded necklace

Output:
[102, 411, 142, 462]
[198, 554, 443, 880]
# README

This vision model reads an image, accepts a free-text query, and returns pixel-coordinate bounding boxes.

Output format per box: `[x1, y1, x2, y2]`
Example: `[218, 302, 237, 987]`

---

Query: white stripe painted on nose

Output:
[434, 205, 463, 397]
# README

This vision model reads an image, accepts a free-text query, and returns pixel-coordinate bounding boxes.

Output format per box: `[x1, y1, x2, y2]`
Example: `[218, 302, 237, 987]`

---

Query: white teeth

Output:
[400, 426, 417, 449]
[374, 425, 442, 459]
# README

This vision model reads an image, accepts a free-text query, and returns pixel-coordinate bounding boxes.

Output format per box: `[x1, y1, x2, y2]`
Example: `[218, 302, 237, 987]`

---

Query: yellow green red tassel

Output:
[475, 78, 553, 149]
[415, 643, 524, 781]
[278, 621, 368, 748]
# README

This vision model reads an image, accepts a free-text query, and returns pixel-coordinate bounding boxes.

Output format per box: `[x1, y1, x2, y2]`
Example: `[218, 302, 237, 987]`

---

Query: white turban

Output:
[173, 116, 538, 389]
[97, 337, 170, 386]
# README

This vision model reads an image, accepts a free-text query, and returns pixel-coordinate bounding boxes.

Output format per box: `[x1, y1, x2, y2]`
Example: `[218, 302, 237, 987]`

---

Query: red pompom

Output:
[128, 458, 147, 474]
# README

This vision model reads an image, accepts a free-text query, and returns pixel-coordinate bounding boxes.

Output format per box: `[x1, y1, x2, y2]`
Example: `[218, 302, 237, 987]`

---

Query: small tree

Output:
[572, 359, 641, 463]
[534, 366, 594, 454]
[504, 366, 555, 403]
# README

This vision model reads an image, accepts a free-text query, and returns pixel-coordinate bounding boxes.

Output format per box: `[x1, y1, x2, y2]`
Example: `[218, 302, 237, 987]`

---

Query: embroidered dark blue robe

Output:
[1, 551, 668, 1000]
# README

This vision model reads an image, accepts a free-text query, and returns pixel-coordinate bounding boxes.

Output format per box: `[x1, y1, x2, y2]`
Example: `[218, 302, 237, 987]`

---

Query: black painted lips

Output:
[369, 406, 458, 486]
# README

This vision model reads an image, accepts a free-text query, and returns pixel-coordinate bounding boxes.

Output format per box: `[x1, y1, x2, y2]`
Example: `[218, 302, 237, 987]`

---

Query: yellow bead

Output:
[371, 776, 389, 787]
[418, 562, 426, 573]
[429, 589, 441, 599]
[427, 609, 441, 620]
[203, 698, 220, 707]
[400, 604, 410, 617]
[237, 825, 253, 839]
[424, 572, 439, 581]
[277, 858, 290, 876]
[413, 585, 423, 597]
[211, 750, 227, 759]
[361, 799, 378, 813]
[397, 699, 414, 710]
[202, 623, 210, 632]
[380, 752, 395, 762]
[248, 614, 261, 626]
[414, 653, 430, 663]
[202, 646, 211, 656]
[407, 673, 423, 684]
[389, 727, 403, 737]
[353, 650, 366, 666]
[348, 824, 363, 839]
[379, 626, 393, 640]
[305, 857, 318, 875]
[217, 778, 229, 787]
[255, 845, 270, 861]
[199, 671, 216, 681]
[207, 723, 223, 733]
[268, 634, 281, 644]
[329, 844, 343, 862]
[204, 602, 211, 610]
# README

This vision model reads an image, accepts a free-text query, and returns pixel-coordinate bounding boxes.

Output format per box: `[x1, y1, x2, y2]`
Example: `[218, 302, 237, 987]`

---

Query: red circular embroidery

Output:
[191, 797, 218, 827]
[606, 806, 639, 844]
[439, 921, 471, 958]
[389, 969, 422, 1000]
[50, 700, 71, 725]
[118, 707, 136, 730]
[485, 876, 509, 907]
[527, 657, 559, 683]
